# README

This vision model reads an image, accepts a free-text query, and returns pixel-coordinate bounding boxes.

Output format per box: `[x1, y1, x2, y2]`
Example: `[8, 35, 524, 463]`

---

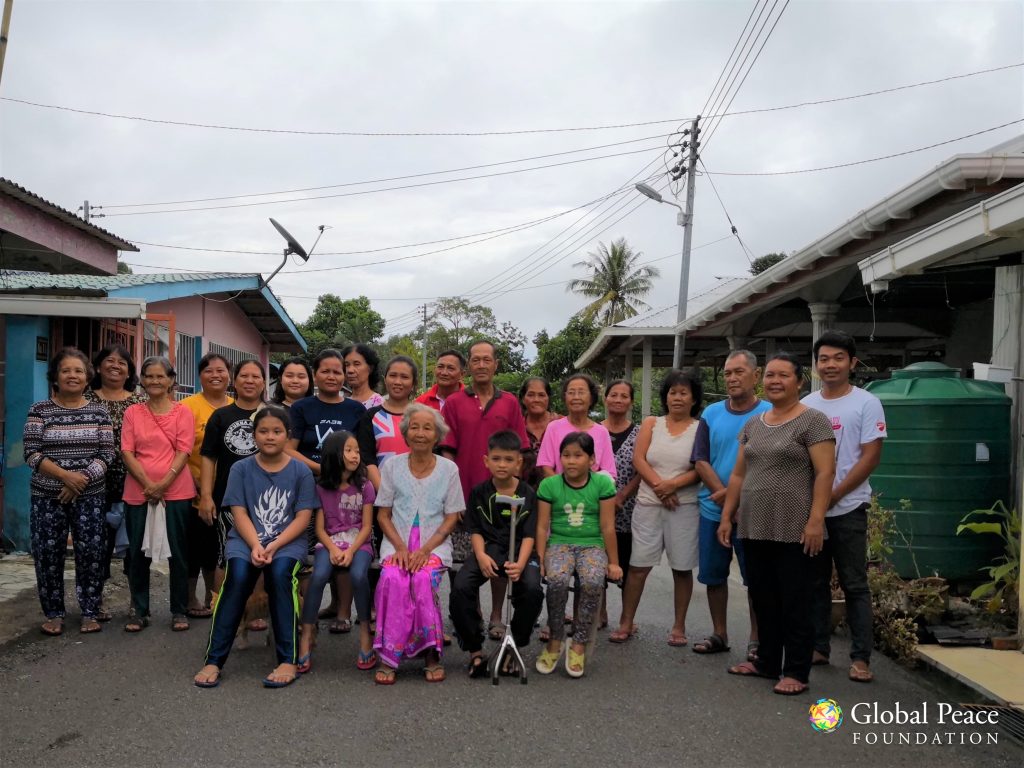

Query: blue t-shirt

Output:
[222, 455, 319, 562]
[289, 396, 365, 464]
[691, 398, 772, 522]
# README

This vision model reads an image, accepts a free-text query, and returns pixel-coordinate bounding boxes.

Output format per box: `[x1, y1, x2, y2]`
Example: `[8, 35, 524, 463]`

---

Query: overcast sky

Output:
[2, 0, 1022, 351]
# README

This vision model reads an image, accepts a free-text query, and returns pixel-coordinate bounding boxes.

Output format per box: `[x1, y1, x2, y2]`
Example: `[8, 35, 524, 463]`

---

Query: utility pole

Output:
[80, 200, 91, 222]
[0, 0, 13, 91]
[420, 303, 428, 391]
[673, 116, 700, 370]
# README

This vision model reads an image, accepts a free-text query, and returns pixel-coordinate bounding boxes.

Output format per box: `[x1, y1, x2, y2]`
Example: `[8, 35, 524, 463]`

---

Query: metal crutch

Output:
[490, 494, 528, 685]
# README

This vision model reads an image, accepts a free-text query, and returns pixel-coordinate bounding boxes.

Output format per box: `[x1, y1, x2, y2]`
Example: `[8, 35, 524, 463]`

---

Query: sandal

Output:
[424, 665, 446, 683]
[171, 614, 190, 632]
[374, 667, 397, 685]
[538, 626, 551, 643]
[95, 607, 113, 623]
[262, 665, 299, 688]
[692, 633, 730, 654]
[746, 642, 760, 663]
[356, 650, 378, 671]
[186, 606, 213, 619]
[80, 618, 102, 634]
[487, 621, 505, 640]
[565, 646, 586, 678]
[848, 662, 874, 683]
[328, 618, 352, 634]
[124, 614, 149, 633]
[535, 644, 562, 675]
[773, 677, 809, 696]
[728, 661, 775, 678]
[246, 618, 268, 632]
[467, 655, 488, 678]
[667, 632, 688, 647]
[608, 623, 639, 643]
[500, 655, 521, 677]
[41, 618, 64, 636]
[194, 665, 221, 689]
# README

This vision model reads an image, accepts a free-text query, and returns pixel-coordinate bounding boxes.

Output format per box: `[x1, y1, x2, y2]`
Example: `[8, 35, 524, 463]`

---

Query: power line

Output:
[702, 0, 791, 151]
[698, 158, 754, 264]
[98, 145, 663, 217]
[99, 132, 680, 209]
[705, 117, 1024, 176]
[123, 185, 635, 258]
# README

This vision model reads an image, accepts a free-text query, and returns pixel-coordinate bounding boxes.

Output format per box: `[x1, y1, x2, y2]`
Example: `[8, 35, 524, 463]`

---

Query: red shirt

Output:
[415, 382, 464, 411]
[439, 386, 529, 501]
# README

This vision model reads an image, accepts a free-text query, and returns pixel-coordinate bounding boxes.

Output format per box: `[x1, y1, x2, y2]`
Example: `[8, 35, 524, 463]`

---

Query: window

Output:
[175, 332, 197, 397]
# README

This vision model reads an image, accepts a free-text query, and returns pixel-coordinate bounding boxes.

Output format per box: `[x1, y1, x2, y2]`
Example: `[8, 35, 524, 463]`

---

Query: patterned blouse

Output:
[608, 423, 640, 533]
[737, 408, 835, 543]
[86, 389, 146, 506]
[24, 399, 116, 499]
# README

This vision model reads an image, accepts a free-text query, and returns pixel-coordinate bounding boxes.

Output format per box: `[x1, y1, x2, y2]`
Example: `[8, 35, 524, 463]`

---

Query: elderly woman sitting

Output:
[374, 403, 465, 685]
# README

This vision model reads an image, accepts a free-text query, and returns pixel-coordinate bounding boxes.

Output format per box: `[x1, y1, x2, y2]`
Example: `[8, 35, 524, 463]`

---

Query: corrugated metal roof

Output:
[0, 178, 139, 252]
[0, 270, 245, 293]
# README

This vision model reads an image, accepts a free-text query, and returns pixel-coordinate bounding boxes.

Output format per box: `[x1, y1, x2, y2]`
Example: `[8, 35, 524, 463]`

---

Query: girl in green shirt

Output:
[535, 432, 622, 678]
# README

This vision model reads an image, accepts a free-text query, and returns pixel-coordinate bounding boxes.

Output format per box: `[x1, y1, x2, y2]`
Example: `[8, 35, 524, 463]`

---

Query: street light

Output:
[636, 182, 691, 368]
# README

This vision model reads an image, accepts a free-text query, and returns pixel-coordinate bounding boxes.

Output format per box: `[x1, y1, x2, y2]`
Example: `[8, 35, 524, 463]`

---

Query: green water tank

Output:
[864, 362, 1010, 582]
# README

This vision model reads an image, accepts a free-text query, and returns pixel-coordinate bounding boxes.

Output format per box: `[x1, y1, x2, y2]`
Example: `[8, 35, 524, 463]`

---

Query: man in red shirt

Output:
[416, 349, 466, 411]
[439, 340, 529, 501]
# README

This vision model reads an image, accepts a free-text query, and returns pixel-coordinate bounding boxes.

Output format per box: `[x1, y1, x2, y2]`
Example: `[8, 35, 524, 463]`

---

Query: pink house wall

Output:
[148, 296, 270, 366]
[0, 196, 119, 274]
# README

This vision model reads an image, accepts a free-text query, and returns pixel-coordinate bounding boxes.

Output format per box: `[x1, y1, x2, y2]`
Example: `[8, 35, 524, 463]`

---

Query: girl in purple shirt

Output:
[297, 430, 376, 672]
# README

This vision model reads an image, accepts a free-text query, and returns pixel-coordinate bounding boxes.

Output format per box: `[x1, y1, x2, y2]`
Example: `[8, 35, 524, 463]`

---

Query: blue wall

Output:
[4, 316, 51, 551]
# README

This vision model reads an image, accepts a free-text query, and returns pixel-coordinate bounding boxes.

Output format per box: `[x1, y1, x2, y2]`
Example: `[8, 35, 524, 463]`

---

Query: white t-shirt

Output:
[802, 386, 887, 517]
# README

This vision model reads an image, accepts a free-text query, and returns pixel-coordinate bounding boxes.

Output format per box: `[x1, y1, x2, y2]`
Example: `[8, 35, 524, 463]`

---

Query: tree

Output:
[428, 297, 497, 352]
[567, 237, 660, 326]
[299, 294, 386, 357]
[381, 332, 420, 361]
[533, 315, 600, 384]
[494, 321, 528, 373]
[749, 252, 787, 275]
[117, 260, 133, 274]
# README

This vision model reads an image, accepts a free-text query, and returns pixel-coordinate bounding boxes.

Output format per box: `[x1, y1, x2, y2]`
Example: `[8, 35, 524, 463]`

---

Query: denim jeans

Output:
[812, 504, 873, 664]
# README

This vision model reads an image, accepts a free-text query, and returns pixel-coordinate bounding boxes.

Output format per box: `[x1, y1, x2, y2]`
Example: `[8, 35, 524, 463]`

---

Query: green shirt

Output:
[537, 472, 616, 548]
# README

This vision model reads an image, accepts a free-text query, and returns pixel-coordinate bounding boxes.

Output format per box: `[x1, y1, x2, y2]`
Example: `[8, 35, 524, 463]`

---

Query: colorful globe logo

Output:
[809, 698, 843, 733]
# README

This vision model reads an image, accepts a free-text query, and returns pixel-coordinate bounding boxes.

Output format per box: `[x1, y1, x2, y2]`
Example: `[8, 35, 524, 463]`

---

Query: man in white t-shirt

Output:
[803, 330, 886, 683]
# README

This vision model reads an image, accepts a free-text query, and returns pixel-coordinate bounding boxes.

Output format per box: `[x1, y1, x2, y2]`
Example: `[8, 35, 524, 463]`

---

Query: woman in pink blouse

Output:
[121, 356, 196, 633]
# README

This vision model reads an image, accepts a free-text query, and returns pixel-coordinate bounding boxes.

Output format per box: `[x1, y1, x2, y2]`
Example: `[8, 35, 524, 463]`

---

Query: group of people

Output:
[23, 329, 885, 695]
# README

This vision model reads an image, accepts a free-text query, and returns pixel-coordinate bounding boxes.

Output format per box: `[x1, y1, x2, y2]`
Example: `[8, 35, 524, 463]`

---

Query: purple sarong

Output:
[373, 523, 445, 668]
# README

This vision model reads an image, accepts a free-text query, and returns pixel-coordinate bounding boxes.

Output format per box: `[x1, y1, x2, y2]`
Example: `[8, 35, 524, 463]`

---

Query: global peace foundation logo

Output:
[809, 698, 844, 733]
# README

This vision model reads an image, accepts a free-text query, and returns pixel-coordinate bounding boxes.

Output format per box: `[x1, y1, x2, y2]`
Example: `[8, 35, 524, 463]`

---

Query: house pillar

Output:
[641, 337, 653, 417]
[727, 336, 747, 351]
[624, 351, 633, 380]
[808, 302, 841, 392]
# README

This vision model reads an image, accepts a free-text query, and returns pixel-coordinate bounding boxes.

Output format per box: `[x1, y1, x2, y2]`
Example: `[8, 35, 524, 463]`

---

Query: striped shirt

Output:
[23, 399, 116, 498]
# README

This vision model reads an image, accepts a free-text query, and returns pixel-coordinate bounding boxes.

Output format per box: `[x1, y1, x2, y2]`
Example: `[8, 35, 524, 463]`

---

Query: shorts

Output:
[697, 515, 748, 586]
[630, 501, 699, 571]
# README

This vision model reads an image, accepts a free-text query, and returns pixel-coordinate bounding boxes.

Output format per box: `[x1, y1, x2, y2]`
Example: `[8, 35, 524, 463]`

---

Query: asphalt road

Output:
[1, 564, 1021, 768]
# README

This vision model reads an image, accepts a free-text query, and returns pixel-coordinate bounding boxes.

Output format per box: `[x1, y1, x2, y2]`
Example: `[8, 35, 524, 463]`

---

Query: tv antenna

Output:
[261, 218, 325, 288]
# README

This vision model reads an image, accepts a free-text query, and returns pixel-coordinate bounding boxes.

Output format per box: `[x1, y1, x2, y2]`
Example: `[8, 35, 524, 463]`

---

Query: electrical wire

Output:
[119, 185, 635, 258]
[705, 117, 1024, 175]
[698, 158, 754, 264]
[97, 145, 664, 217]
[98, 132, 679, 209]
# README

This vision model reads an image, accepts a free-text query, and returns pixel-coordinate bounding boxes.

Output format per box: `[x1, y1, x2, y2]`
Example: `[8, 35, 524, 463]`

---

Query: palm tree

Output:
[567, 238, 660, 326]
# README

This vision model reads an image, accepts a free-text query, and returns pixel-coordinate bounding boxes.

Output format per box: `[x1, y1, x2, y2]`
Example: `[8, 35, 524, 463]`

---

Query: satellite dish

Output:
[269, 217, 309, 261]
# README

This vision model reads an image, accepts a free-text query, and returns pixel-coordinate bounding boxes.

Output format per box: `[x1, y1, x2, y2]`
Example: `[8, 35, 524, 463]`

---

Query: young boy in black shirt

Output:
[449, 430, 543, 676]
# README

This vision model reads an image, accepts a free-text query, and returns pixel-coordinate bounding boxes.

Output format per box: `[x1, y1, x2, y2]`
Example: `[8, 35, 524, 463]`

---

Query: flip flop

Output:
[692, 634, 730, 654]
[297, 654, 312, 675]
[608, 626, 637, 643]
[487, 622, 505, 640]
[262, 671, 299, 688]
[194, 672, 221, 689]
[811, 651, 830, 666]
[848, 663, 874, 683]
[374, 667, 397, 685]
[728, 661, 775, 678]
[328, 618, 352, 634]
[356, 650, 378, 671]
[773, 677, 808, 696]
[667, 633, 688, 647]
[186, 607, 213, 619]
[424, 665, 446, 683]
[246, 618, 268, 632]
[746, 642, 760, 662]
